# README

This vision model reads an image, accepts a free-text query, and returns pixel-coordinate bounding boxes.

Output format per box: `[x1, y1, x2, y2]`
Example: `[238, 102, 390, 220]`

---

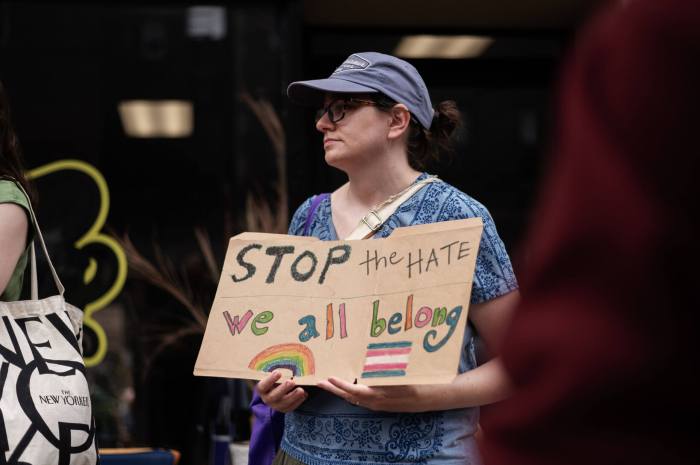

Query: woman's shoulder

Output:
[415, 176, 494, 223]
[428, 178, 483, 205]
[0, 179, 33, 245]
[288, 194, 330, 236]
[0, 179, 30, 211]
[0, 201, 29, 231]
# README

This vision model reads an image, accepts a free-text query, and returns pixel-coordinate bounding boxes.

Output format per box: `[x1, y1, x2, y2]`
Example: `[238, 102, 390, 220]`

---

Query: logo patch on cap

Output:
[333, 54, 370, 74]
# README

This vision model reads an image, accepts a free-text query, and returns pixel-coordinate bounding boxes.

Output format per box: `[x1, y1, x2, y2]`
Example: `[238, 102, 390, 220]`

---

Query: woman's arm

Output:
[317, 290, 520, 412]
[0, 203, 28, 294]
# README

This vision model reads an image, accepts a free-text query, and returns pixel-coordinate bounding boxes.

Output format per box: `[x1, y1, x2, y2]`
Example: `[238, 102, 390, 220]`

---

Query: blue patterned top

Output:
[281, 173, 518, 465]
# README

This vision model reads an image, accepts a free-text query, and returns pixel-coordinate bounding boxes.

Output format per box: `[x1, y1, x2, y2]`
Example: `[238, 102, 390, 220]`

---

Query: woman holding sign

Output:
[255, 52, 519, 465]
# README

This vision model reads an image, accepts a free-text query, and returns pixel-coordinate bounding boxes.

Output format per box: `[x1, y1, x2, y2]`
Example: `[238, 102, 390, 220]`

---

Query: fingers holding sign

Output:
[317, 377, 424, 412]
[256, 370, 308, 413]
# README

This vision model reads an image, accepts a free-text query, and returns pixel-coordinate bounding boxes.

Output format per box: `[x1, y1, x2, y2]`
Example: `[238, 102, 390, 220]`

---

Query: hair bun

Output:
[407, 100, 462, 170]
[432, 100, 461, 137]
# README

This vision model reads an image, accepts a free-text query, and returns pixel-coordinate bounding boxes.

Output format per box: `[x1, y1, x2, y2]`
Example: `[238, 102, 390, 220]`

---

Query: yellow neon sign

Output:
[28, 159, 127, 367]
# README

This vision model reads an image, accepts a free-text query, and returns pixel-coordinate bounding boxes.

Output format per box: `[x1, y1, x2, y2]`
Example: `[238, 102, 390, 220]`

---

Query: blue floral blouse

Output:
[281, 173, 518, 465]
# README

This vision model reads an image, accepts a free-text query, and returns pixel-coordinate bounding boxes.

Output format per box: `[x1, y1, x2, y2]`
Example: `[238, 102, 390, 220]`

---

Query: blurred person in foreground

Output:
[480, 0, 699, 464]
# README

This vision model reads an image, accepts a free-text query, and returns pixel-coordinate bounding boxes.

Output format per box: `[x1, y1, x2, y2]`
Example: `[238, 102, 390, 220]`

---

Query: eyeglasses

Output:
[315, 98, 379, 124]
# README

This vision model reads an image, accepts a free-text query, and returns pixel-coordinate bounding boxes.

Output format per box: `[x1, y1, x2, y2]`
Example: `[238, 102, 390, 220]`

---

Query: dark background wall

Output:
[0, 1, 600, 463]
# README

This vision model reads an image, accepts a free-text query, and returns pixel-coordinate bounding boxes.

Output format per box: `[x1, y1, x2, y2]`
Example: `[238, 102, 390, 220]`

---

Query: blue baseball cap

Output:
[287, 52, 435, 129]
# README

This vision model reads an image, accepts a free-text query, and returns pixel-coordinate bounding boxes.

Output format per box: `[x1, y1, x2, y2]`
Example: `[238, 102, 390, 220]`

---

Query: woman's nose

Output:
[316, 111, 333, 132]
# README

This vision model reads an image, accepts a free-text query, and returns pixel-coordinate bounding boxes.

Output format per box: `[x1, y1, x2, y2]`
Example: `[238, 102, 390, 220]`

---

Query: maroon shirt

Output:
[481, 1, 700, 464]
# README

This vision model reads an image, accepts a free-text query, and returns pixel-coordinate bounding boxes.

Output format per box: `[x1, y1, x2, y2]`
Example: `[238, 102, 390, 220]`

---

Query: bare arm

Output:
[0, 203, 29, 295]
[318, 290, 520, 412]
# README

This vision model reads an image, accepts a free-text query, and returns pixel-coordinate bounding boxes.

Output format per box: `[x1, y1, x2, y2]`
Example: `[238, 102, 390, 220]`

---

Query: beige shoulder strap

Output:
[344, 176, 439, 240]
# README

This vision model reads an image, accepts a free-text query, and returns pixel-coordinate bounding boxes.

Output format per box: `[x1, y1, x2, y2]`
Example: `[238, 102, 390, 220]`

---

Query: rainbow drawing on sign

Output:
[248, 343, 316, 376]
[361, 341, 412, 378]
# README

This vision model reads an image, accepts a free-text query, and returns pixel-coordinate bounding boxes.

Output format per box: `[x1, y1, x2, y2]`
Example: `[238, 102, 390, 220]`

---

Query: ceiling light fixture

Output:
[394, 35, 493, 59]
[118, 100, 193, 138]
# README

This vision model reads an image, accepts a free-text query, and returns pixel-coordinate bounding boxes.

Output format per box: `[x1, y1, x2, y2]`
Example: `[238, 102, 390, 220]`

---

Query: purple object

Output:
[248, 390, 285, 465]
[248, 194, 328, 465]
[100, 449, 177, 464]
[302, 193, 329, 236]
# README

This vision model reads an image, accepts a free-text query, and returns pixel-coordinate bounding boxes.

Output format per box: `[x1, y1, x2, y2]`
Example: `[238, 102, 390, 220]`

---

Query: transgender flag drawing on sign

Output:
[361, 341, 412, 378]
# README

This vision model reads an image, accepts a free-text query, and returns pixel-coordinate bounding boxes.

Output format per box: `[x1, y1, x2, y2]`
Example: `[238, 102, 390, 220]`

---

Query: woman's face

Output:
[315, 94, 392, 170]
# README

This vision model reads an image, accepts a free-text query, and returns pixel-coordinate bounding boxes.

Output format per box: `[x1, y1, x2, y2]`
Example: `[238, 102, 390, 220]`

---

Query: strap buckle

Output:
[361, 210, 383, 231]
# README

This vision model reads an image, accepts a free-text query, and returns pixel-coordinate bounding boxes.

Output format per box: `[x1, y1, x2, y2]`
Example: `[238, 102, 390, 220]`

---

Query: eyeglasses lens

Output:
[329, 100, 345, 122]
[316, 99, 347, 124]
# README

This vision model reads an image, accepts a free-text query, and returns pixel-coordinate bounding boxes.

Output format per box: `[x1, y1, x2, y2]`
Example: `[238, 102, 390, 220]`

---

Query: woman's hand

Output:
[317, 356, 512, 412]
[314, 291, 522, 413]
[317, 377, 426, 412]
[256, 370, 308, 413]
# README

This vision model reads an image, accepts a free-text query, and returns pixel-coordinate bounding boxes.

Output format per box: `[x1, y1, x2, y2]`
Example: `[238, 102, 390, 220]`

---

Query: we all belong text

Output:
[222, 239, 471, 353]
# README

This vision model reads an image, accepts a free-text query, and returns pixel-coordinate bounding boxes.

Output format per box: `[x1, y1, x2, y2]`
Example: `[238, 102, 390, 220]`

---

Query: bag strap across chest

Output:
[345, 176, 438, 240]
[303, 177, 438, 240]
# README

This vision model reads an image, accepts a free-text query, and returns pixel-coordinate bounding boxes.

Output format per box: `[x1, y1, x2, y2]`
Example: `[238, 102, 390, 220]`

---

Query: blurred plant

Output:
[117, 230, 210, 376]
[116, 93, 288, 374]
[239, 92, 288, 233]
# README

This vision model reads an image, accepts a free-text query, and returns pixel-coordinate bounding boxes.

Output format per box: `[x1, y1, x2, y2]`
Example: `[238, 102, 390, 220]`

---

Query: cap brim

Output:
[287, 78, 378, 106]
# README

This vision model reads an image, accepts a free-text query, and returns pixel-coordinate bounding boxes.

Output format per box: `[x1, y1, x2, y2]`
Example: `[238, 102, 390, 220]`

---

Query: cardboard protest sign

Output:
[194, 218, 483, 386]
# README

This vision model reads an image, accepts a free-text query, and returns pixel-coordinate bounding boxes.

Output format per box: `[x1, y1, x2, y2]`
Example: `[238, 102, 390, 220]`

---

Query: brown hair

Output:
[0, 80, 33, 202]
[372, 94, 462, 170]
[406, 100, 462, 170]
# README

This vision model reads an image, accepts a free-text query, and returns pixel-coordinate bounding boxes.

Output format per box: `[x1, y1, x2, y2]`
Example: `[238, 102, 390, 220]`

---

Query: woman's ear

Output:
[387, 104, 411, 140]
